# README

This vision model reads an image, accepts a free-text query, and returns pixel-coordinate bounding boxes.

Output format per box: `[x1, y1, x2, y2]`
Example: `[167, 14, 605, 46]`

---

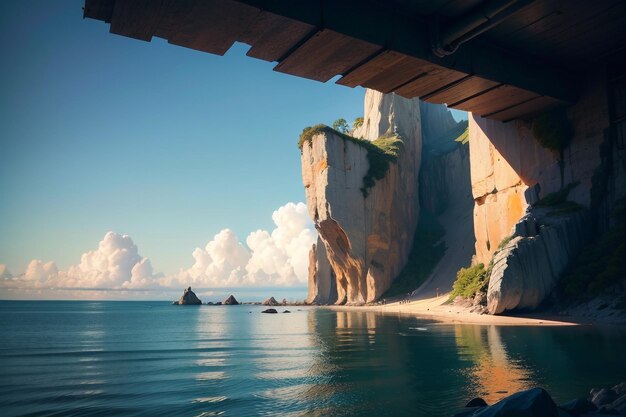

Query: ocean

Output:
[0, 301, 624, 416]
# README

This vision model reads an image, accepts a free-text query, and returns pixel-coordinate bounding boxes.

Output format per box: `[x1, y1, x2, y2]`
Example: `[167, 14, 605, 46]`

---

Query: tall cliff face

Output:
[470, 75, 609, 265]
[301, 90, 422, 304]
[469, 73, 615, 313]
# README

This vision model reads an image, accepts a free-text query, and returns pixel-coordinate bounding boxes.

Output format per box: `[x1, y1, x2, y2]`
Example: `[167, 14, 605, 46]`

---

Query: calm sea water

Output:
[0, 301, 625, 417]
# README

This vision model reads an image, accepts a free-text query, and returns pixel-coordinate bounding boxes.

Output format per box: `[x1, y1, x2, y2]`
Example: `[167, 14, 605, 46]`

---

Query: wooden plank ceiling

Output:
[83, 0, 626, 122]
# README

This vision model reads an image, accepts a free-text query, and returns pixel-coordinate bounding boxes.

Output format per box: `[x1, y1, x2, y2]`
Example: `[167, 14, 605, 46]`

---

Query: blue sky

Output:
[0, 1, 465, 300]
[0, 1, 368, 275]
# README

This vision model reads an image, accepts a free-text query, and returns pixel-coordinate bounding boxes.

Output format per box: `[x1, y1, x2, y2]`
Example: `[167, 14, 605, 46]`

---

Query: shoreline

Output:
[324, 295, 625, 326]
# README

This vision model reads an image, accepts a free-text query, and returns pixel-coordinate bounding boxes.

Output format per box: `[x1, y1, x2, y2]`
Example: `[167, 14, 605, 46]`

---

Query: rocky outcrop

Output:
[223, 295, 239, 305]
[301, 89, 422, 304]
[487, 209, 591, 314]
[173, 286, 202, 305]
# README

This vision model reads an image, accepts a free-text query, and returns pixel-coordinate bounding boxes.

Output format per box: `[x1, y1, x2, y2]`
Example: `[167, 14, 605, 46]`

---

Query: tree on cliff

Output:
[332, 118, 350, 134]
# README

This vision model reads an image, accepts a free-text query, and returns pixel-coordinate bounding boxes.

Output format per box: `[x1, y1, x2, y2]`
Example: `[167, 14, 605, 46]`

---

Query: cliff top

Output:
[298, 124, 403, 197]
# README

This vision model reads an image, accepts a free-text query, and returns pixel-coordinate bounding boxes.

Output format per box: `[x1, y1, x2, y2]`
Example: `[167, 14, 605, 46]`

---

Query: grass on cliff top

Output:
[381, 210, 445, 299]
[558, 197, 626, 298]
[298, 124, 403, 197]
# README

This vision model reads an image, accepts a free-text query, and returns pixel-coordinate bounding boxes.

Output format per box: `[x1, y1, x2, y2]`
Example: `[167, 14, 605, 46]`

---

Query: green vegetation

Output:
[382, 211, 446, 298]
[298, 124, 403, 198]
[531, 108, 573, 152]
[455, 126, 469, 145]
[361, 133, 404, 197]
[497, 235, 514, 251]
[449, 263, 490, 300]
[332, 118, 350, 134]
[559, 197, 626, 298]
[353, 117, 364, 130]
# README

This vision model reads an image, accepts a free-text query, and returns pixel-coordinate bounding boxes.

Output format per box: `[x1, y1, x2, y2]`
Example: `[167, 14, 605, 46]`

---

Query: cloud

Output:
[168, 202, 316, 287]
[0, 202, 317, 296]
[0, 232, 157, 290]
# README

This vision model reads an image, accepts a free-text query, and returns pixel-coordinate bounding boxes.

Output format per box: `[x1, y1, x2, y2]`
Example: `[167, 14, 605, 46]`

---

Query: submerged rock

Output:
[223, 295, 239, 305]
[173, 287, 202, 305]
[263, 297, 279, 306]
[261, 308, 277, 314]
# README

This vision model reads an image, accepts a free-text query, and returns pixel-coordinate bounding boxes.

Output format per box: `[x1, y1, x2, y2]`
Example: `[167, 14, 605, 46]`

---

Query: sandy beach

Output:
[326, 294, 619, 326]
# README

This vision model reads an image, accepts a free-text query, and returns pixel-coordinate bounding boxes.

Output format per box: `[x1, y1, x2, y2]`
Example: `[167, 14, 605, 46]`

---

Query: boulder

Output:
[173, 286, 202, 305]
[263, 297, 280, 306]
[559, 398, 597, 416]
[473, 387, 558, 417]
[487, 211, 590, 314]
[613, 383, 626, 396]
[283, 310, 291, 313]
[261, 308, 278, 314]
[612, 394, 626, 414]
[223, 295, 239, 305]
[592, 389, 618, 408]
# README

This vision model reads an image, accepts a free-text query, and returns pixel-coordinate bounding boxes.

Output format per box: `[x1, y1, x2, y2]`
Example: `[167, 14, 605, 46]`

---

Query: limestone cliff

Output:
[306, 237, 336, 304]
[301, 90, 421, 304]
[468, 74, 615, 313]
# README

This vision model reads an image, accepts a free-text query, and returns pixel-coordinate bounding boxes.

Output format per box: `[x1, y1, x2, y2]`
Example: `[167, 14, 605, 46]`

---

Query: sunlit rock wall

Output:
[301, 90, 421, 304]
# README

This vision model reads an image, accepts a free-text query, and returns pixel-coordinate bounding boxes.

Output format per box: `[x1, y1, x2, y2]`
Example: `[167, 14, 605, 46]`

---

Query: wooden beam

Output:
[234, 0, 581, 103]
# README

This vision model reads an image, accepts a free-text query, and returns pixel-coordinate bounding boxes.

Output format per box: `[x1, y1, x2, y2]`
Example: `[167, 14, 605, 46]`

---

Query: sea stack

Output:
[263, 297, 279, 306]
[223, 295, 239, 305]
[173, 286, 202, 305]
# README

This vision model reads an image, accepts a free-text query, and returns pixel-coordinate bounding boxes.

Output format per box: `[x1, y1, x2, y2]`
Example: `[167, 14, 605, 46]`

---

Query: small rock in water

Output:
[173, 286, 202, 305]
[223, 295, 239, 305]
[261, 308, 278, 314]
[263, 297, 280, 306]
[466, 398, 488, 407]
[283, 310, 291, 313]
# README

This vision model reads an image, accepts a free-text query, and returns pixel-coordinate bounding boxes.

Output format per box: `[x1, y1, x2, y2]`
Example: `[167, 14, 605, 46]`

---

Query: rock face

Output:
[301, 89, 422, 304]
[306, 237, 336, 304]
[223, 295, 239, 305]
[468, 75, 621, 313]
[174, 286, 202, 305]
[487, 210, 591, 314]
[469, 75, 610, 265]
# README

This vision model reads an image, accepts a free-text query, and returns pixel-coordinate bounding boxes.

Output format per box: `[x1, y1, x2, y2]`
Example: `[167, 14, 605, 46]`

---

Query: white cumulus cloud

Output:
[0, 232, 157, 290]
[0, 202, 316, 297]
[168, 202, 316, 287]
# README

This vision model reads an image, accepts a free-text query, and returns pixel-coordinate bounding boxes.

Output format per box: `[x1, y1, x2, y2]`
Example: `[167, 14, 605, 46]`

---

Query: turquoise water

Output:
[0, 301, 624, 416]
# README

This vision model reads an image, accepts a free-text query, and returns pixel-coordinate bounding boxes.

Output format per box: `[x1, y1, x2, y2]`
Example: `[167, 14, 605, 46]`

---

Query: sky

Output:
[0, 1, 464, 301]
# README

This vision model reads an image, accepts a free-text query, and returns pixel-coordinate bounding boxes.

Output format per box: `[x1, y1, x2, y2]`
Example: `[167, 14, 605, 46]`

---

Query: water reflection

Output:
[454, 325, 533, 403]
